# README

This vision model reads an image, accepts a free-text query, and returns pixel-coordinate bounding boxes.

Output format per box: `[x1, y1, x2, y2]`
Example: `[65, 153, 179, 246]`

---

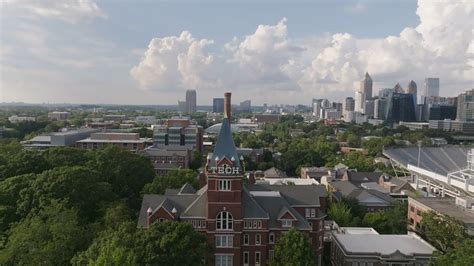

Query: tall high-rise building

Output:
[456, 89, 474, 121]
[407, 80, 417, 106]
[355, 72, 372, 113]
[344, 97, 355, 112]
[185, 90, 197, 113]
[374, 97, 388, 120]
[240, 100, 251, 112]
[355, 91, 365, 113]
[423, 78, 440, 98]
[386, 93, 416, 123]
[407, 80, 417, 95]
[360, 72, 373, 101]
[313, 99, 323, 119]
[364, 99, 375, 118]
[332, 102, 343, 113]
[321, 99, 331, 108]
[378, 88, 394, 98]
[213, 98, 224, 113]
[178, 101, 186, 113]
[393, 83, 404, 93]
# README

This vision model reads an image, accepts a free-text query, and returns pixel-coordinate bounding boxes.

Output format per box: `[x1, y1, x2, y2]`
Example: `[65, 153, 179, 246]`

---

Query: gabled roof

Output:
[209, 118, 241, 168]
[347, 189, 394, 206]
[242, 187, 269, 219]
[247, 184, 326, 206]
[138, 194, 199, 227]
[250, 192, 311, 229]
[264, 167, 288, 178]
[277, 206, 297, 220]
[179, 183, 197, 194]
[181, 191, 208, 218]
[346, 172, 384, 186]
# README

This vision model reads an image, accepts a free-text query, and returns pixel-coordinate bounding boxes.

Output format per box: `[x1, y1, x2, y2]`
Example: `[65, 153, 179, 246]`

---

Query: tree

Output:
[0, 150, 51, 181]
[328, 201, 354, 227]
[420, 211, 467, 253]
[142, 169, 198, 195]
[72, 221, 138, 266]
[341, 152, 375, 172]
[269, 228, 315, 266]
[430, 239, 474, 266]
[362, 202, 407, 234]
[0, 201, 91, 265]
[190, 150, 203, 170]
[87, 146, 155, 206]
[73, 221, 211, 266]
[17, 166, 115, 223]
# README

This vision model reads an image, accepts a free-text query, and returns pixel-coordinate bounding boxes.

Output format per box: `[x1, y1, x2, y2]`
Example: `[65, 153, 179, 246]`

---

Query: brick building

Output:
[408, 196, 474, 236]
[138, 93, 327, 265]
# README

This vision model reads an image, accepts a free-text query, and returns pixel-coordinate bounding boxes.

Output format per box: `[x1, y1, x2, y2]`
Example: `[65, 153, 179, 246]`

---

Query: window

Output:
[255, 252, 261, 265]
[243, 252, 249, 266]
[282, 220, 292, 228]
[216, 211, 233, 230]
[218, 180, 231, 191]
[253, 221, 257, 228]
[244, 220, 262, 229]
[216, 235, 233, 248]
[215, 255, 233, 266]
[410, 206, 415, 212]
[243, 234, 249, 245]
[255, 234, 261, 245]
[310, 208, 316, 217]
[192, 220, 206, 228]
[269, 233, 275, 244]
[159, 218, 165, 222]
[258, 220, 262, 229]
[305, 208, 310, 217]
[409, 218, 414, 225]
[269, 250, 274, 260]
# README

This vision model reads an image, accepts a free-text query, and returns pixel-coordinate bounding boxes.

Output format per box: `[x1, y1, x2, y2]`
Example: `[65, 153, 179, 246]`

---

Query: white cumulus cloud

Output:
[131, 0, 473, 103]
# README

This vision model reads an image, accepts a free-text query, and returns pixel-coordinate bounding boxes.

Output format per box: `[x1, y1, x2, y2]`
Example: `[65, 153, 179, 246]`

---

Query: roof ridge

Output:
[181, 190, 207, 217]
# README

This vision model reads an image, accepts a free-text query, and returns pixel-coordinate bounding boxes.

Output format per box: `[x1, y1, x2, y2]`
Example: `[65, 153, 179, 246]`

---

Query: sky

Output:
[0, 0, 473, 105]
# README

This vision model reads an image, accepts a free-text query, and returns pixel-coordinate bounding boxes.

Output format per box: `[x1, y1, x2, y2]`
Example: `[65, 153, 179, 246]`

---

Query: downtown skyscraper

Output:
[185, 90, 197, 113]
[355, 72, 373, 113]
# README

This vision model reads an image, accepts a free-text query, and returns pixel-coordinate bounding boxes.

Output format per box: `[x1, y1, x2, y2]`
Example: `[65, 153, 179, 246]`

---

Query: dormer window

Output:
[218, 180, 231, 191]
[282, 220, 292, 228]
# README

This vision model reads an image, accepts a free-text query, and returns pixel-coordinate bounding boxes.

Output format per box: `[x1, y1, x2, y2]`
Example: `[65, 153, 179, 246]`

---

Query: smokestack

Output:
[224, 92, 232, 119]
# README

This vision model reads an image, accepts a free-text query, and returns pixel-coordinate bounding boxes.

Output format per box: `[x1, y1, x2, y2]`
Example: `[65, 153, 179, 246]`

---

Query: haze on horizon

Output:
[1, 0, 473, 106]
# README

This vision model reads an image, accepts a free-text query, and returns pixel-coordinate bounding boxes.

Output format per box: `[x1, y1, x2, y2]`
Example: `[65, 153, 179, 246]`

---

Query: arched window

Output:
[216, 211, 233, 230]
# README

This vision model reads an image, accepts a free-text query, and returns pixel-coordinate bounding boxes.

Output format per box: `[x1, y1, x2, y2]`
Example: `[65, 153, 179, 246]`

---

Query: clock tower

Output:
[206, 92, 244, 265]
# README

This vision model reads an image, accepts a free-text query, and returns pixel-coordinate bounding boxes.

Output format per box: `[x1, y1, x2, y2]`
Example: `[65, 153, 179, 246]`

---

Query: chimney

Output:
[248, 171, 256, 185]
[224, 92, 232, 119]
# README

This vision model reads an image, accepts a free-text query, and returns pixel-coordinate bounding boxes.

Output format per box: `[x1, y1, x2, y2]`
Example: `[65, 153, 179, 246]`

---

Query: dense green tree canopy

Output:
[73, 221, 211, 266]
[430, 239, 474, 266]
[420, 211, 467, 253]
[142, 169, 199, 195]
[269, 228, 316, 266]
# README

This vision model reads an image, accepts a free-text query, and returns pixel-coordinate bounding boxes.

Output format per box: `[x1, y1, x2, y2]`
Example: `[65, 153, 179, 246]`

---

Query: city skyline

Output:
[1, 0, 473, 105]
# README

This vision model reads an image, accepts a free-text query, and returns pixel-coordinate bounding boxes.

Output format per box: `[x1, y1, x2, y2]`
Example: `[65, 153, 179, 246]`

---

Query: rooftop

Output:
[409, 197, 474, 226]
[333, 230, 436, 256]
[383, 146, 469, 176]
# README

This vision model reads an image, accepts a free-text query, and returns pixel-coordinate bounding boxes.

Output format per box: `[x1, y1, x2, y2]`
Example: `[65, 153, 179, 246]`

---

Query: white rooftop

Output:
[249, 191, 281, 197]
[333, 229, 436, 256]
[261, 178, 319, 185]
